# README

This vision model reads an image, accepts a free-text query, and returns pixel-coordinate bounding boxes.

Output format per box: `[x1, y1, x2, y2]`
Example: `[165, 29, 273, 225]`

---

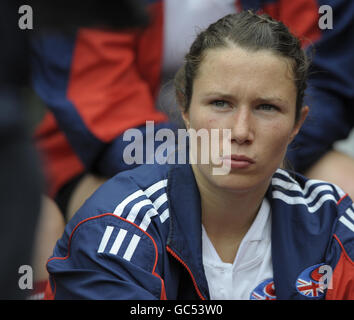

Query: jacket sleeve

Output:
[251, 0, 354, 173]
[46, 205, 165, 299]
[30, 1, 168, 177]
[326, 194, 354, 299]
[45, 170, 167, 300]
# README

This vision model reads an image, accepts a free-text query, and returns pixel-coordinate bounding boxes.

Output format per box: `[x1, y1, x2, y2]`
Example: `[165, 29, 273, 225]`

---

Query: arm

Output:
[326, 194, 354, 300]
[305, 150, 354, 200]
[45, 170, 167, 300]
[30, 1, 168, 177]
[46, 211, 165, 299]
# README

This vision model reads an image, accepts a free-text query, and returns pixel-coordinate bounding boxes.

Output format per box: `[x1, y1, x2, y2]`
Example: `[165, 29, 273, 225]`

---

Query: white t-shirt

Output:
[202, 198, 273, 300]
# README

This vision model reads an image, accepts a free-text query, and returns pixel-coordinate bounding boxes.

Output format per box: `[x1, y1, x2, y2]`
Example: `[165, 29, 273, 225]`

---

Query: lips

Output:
[222, 154, 255, 169]
[230, 154, 255, 163]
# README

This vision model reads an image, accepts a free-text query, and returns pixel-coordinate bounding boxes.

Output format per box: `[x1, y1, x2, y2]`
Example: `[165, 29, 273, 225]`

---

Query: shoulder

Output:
[271, 168, 354, 258]
[70, 162, 171, 223]
[271, 168, 347, 213]
[270, 169, 354, 299]
[270, 168, 352, 240]
[49, 163, 172, 275]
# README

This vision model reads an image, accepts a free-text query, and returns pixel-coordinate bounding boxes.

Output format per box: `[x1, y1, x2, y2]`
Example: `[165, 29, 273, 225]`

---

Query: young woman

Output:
[45, 11, 354, 300]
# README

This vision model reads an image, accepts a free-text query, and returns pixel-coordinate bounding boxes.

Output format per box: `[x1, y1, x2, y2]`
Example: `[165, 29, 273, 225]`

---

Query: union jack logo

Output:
[296, 278, 323, 297]
[295, 263, 325, 298]
[250, 279, 276, 300]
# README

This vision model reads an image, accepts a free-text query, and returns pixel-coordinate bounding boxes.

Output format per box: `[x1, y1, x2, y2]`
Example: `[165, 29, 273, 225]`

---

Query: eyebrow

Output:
[203, 92, 288, 105]
[203, 92, 236, 100]
[255, 97, 288, 105]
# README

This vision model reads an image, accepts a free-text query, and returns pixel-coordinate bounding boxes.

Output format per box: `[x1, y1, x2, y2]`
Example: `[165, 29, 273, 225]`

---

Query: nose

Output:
[231, 106, 254, 145]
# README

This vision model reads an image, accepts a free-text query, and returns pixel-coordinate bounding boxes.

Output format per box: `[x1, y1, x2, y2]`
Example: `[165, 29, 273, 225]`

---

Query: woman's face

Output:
[182, 46, 308, 194]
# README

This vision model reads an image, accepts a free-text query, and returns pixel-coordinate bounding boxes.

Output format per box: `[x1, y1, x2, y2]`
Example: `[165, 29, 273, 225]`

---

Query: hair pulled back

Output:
[174, 10, 310, 122]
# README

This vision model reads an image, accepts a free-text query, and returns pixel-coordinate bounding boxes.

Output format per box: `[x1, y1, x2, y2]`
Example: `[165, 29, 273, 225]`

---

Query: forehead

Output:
[194, 46, 297, 102]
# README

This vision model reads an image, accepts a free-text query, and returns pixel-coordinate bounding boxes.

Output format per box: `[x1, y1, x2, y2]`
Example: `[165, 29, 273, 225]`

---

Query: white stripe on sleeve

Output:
[159, 208, 170, 223]
[97, 225, 114, 253]
[109, 228, 128, 255]
[139, 208, 159, 231]
[153, 193, 168, 210]
[144, 179, 168, 197]
[339, 216, 354, 233]
[272, 190, 337, 213]
[346, 207, 354, 221]
[123, 234, 141, 261]
[126, 199, 152, 223]
[113, 190, 144, 216]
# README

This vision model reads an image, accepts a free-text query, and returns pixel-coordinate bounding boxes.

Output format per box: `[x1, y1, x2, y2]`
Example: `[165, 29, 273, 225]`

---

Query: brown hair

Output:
[174, 10, 310, 122]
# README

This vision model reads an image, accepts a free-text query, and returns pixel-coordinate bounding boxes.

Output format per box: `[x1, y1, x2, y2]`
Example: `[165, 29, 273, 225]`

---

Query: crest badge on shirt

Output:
[295, 263, 326, 298]
[250, 278, 276, 300]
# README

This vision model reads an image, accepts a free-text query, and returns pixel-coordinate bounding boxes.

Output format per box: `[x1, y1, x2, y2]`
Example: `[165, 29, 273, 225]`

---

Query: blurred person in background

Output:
[0, 1, 42, 299]
[0, 0, 149, 299]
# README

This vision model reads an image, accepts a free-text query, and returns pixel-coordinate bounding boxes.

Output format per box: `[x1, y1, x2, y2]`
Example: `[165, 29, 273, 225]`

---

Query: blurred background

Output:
[0, 0, 150, 299]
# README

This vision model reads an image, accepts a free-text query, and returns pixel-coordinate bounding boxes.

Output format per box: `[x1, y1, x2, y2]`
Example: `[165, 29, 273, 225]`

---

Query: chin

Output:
[210, 173, 258, 193]
[211, 168, 274, 194]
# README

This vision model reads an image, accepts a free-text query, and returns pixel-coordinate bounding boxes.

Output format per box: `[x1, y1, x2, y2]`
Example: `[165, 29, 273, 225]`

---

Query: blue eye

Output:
[212, 100, 229, 108]
[258, 104, 278, 111]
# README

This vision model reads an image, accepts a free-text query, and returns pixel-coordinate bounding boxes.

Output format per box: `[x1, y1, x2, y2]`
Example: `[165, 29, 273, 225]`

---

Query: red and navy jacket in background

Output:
[45, 162, 354, 299]
[31, 0, 170, 196]
[31, 0, 354, 196]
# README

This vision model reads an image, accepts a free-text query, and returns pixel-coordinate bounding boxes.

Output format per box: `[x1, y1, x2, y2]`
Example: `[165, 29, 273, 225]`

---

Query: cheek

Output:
[261, 122, 293, 154]
[207, 118, 217, 127]
[189, 110, 220, 131]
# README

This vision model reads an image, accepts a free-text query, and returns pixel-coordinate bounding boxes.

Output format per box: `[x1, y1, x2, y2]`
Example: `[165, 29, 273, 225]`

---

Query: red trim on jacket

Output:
[325, 234, 354, 300]
[166, 245, 206, 300]
[45, 213, 166, 300]
[337, 194, 349, 206]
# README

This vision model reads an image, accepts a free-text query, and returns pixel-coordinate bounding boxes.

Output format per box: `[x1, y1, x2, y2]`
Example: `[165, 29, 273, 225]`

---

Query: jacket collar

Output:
[166, 163, 210, 299]
[165, 163, 279, 300]
[166, 165, 335, 300]
[268, 170, 334, 299]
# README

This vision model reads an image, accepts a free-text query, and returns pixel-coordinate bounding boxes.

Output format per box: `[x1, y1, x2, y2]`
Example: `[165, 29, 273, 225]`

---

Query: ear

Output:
[289, 105, 309, 142]
[180, 106, 190, 129]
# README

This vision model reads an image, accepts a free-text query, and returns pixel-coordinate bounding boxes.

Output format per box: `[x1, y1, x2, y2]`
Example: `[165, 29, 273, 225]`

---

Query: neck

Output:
[200, 181, 267, 234]
[192, 165, 270, 263]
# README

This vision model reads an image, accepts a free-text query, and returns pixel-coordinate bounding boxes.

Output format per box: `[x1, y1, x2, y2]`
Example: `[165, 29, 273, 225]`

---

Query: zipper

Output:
[166, 245, 206, 300]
